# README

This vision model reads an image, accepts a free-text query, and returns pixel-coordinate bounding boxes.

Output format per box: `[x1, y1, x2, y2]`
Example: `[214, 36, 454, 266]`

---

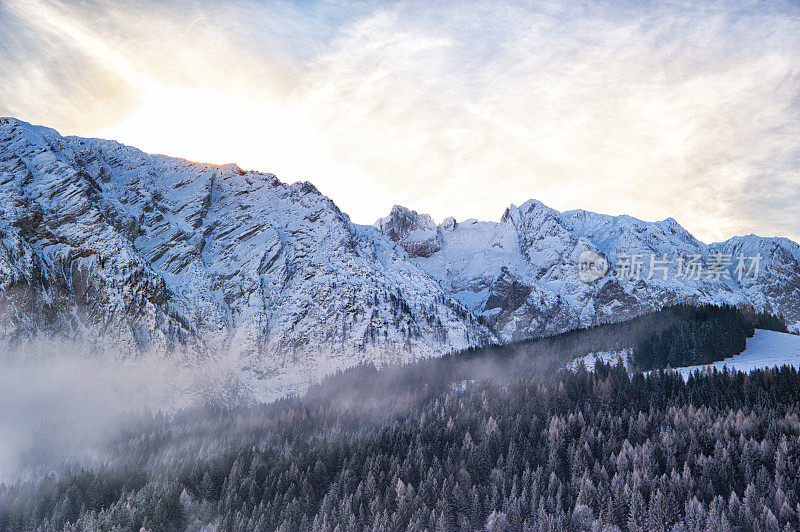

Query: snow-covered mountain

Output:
[2, 117, 799, 397]
[0, 118, 490, 397]
[375, 202, 800, 342]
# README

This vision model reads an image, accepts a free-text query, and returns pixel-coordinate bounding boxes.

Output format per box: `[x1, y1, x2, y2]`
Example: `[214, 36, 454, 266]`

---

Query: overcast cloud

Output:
[2, 0, 799, 242]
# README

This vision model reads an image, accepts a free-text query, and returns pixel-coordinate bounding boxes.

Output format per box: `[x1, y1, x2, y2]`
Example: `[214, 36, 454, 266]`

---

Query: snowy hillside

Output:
[668, 329, 800, 379]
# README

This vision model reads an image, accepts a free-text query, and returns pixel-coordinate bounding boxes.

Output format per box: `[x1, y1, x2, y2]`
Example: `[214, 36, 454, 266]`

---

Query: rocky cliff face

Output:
[374, 206, 441, 258]
[2, 117, 799, 398]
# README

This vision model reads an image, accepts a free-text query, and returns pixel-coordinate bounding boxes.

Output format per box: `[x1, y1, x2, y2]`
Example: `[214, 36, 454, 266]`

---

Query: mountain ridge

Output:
[2, 117, 799, 398]
[375, 201, 800, 341]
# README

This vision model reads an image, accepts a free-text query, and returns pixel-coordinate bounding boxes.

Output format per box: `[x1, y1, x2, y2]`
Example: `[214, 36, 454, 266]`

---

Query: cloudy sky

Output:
[2, 0, 799, 242]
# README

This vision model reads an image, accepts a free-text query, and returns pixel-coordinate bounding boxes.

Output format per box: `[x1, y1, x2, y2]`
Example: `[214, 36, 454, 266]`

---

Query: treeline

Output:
[5, 361, 800, 530]
[632, 304, 788, 371]
[460, 303, 788, 373]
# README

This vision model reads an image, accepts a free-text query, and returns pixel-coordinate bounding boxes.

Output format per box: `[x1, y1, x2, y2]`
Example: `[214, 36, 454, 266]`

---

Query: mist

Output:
[0, 305, 738, 485]
[0, 308, 657, 482]
[0, 343, 251, 483]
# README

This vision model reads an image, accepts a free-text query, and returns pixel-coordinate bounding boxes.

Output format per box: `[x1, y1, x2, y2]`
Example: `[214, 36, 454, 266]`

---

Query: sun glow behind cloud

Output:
[2, 0, 800, 242]
[97, 85, 398, 211]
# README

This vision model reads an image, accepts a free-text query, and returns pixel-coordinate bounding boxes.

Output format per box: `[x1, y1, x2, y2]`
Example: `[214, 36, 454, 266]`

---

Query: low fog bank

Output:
[1, 305, 757, 484]
[0, 343, 252, 483]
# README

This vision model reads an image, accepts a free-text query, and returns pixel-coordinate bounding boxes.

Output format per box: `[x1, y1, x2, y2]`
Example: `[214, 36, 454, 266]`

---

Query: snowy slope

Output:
[665, 330, 800, 379]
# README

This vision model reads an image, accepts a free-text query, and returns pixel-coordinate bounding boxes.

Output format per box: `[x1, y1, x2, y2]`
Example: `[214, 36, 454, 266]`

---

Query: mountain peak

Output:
[376, 205, 436, 234]
[374, 205, 441, 258]
[0, 116, 33, 128]
[0, 116, 62, 147]
[501, 199, 562, 226]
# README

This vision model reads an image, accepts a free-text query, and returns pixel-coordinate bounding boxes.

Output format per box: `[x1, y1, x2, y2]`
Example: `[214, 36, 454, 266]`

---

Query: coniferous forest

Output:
[631, 305, 788, 371]
[1, 305, 798, 531]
